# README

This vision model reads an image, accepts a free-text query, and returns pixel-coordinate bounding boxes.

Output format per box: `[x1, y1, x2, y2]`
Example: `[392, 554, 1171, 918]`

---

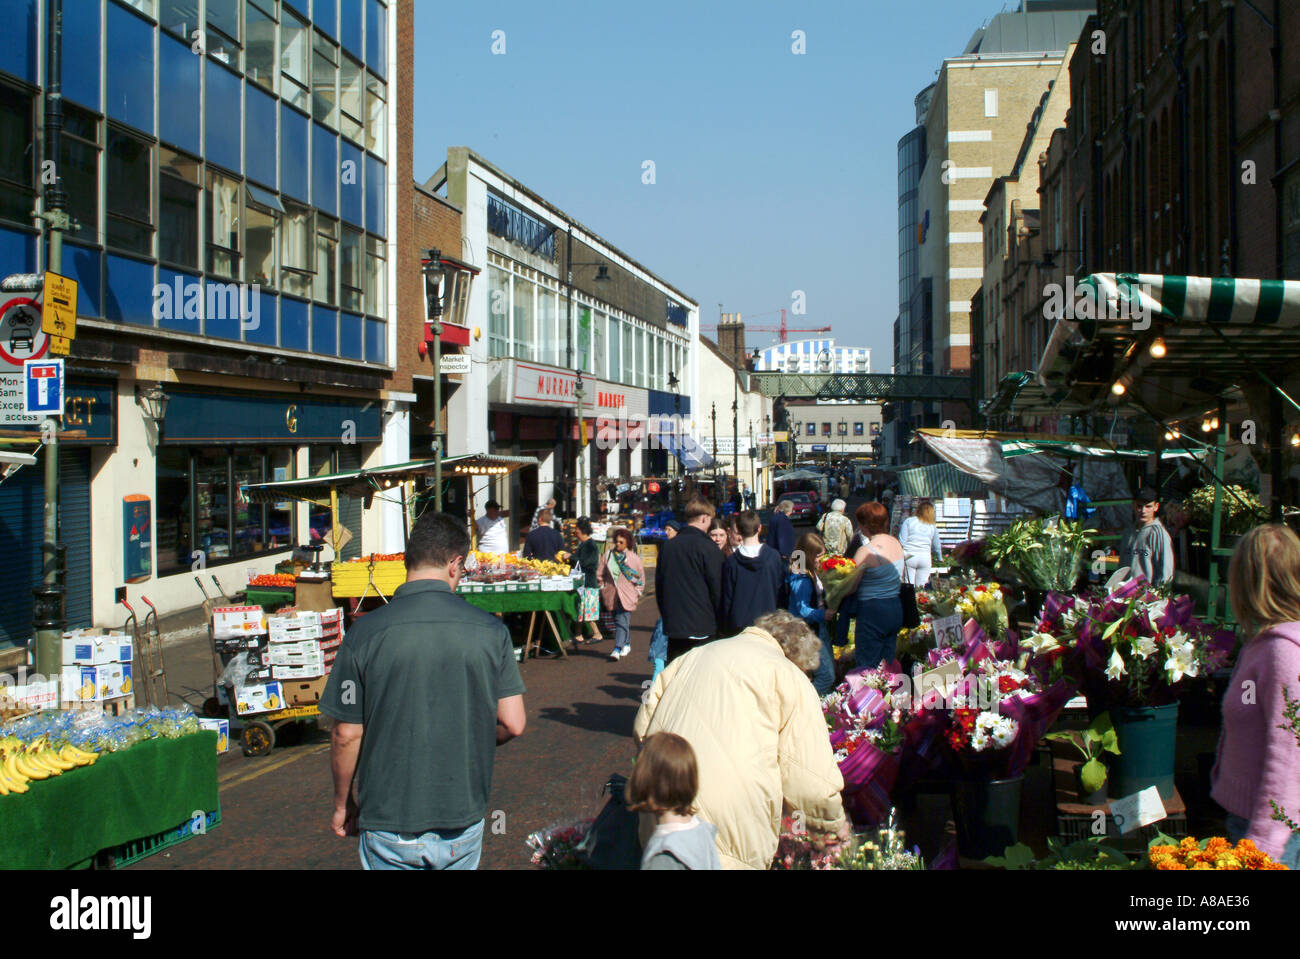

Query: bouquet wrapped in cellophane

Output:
[817, 554, 860, 613]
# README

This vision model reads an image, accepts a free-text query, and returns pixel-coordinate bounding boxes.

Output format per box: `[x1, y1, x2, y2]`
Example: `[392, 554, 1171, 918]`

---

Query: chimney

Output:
[716, 312, 748, 370]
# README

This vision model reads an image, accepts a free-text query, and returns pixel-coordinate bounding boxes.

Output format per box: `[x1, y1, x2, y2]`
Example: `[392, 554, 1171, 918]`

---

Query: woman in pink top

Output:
[1211, 524, 1300, 867]
[598, 528, 645, 662]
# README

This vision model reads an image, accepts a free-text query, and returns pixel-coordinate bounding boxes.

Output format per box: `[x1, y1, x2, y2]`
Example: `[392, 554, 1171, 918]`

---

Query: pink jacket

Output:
[598, 549, 645, 613]
[1211, 621, 1300, 859]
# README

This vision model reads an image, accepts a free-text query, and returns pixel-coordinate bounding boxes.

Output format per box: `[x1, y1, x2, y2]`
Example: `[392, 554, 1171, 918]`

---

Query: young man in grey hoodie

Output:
[1118, 486, 1175, 586]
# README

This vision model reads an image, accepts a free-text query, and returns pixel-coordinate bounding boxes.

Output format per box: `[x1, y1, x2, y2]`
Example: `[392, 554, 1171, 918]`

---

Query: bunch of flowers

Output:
[1148, 836, 1288, 870]
[944, 707, 1019, 754]
[773, 811, 924, 870]
[525, 818, 594, 869]
[817, 554, 860, 613]
[823, 668, 911, 826]
[986, 516, 1096, 592]
[1023, 578, 1235, 707]
[945, 538, 989, 572]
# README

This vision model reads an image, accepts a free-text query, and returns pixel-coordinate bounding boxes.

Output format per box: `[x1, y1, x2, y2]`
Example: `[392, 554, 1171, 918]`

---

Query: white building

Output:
[754, 338, 871, 375]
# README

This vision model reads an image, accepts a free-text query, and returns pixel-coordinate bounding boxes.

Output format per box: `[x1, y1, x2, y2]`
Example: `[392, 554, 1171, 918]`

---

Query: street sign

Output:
[440, 353, 470, 375]
[757, 433, 774, 446]
[41, 272, 77, 340]
[0, 296, 48, 368]
[49, 334, 71, 356]
[811, 444, 828, 452]
[23, 358, 64, 416]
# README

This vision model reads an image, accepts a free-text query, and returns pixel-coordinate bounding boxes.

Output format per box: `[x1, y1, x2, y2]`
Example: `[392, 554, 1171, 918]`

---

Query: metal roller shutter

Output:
[337, 446, 362, 561]
[0, 450, 92, 648]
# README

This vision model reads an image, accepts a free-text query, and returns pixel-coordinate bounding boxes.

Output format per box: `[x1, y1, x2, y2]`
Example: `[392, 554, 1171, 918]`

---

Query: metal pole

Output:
[1207, 400, 1228, 622]
[35, 0, 68, 678]
[432, 301, 443, 513]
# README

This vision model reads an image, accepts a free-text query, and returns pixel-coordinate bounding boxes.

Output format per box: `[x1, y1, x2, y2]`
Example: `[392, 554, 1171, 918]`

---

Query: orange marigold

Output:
[1204, 836, 1230, 855]
[1156, 859, 1187, 870]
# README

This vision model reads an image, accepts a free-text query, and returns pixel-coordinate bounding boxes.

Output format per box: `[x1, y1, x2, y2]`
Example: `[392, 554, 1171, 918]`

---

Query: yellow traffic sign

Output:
[42, 272, 77, 340]
[49, 334, 71, 356]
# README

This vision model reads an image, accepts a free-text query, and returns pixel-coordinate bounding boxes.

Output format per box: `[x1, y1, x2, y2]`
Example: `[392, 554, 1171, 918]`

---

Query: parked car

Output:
[779, 492, 817, 524]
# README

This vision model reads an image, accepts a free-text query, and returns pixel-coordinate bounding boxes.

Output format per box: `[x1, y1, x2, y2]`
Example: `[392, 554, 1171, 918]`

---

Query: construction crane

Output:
[701, 309, 831, 344]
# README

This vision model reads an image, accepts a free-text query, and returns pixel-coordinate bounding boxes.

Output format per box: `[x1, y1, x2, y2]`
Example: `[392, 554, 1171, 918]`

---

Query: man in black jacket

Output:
[766, 499, 796, 562]
[522, 509, 566, 561]
[719, 510, 785, 636]
[654, 498, 725, 664]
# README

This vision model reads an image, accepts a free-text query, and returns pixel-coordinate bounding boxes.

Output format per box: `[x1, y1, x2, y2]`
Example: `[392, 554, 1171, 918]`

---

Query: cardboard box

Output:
[285, 676, 329, 706]
[269, 622, 323, 643]
[214, 634, 268, 654]
[61, 666, 103, 703]
[319, 608, 343, 626]
[4, 680, 59, 711]
[317, 635, 342, 655]
[272, 662, 326, 680]
[268, 610, 321, 630]
[242, 665, 274, 684]
[266, 639, 320, 663]
[213, 606, 267, 640]
[233, 681, 286, 715]
[199, 718, 230, 753]
[61, 630, 133, 666]
[99, 662, 134, 700]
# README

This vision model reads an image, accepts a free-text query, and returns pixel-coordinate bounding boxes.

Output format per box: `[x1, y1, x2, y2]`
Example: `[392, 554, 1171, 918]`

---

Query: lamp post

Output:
[748, 419, 755, 503]
[668, 370, 680, 482]
[764, 413, 772, 506]
[575, 370, 586, 516]
[564, 227, 609, 518]
[423, 250, 447, 511]
[711, 401, 718, 492]
[839, 417, 847, 468]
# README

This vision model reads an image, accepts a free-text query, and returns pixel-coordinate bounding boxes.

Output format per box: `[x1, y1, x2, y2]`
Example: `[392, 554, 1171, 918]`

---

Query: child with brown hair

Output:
[627, 732, 721, 870]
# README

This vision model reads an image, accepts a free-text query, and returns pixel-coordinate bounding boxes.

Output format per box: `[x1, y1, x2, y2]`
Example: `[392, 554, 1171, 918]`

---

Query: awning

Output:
[658, 431, 714, 471]
[1037, 273, 1300, 418]
[241, 454, 538, 504]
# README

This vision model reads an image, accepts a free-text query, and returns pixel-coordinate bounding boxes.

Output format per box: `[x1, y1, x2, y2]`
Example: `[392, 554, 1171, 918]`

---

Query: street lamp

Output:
[839, 418, 846, 467]
[423, 249, 449, 511]
[575, 370, 586, 515]
[711, 401, 718, 492]
[667, 370, 680, 482]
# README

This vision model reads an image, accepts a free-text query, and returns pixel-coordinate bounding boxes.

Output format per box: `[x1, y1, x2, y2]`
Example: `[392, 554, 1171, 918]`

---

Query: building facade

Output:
[0, 0, 412, 647]
[788, 401, 882, 466]
[753, 337, 870, 374]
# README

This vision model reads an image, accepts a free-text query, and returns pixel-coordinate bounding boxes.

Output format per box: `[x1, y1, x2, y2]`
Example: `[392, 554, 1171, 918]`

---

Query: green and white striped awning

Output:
[1037, 273, 1300, 418]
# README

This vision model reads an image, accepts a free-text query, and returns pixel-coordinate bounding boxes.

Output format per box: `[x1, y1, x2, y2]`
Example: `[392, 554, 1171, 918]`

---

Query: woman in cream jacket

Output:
[633, 610, 849, 869]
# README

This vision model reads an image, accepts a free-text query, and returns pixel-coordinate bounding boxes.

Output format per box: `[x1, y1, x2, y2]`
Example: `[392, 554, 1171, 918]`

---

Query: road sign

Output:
[49, 334, 71, 356]
[0, 296, 48, 368]
[23, 359, 64, 416]
[41, 272, 77, 340]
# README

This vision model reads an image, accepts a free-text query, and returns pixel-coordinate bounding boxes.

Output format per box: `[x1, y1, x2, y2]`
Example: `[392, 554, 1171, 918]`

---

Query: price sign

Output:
[932, 613, 963, 648]
[1108, 786, 1167, 835]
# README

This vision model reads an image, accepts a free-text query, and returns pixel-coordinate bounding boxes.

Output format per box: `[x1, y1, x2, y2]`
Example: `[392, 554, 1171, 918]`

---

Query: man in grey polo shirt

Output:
[321, 512, 526, 870]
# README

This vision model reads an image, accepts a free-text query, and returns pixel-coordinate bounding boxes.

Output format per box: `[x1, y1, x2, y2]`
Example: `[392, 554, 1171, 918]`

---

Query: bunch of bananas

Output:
[520, 559, 571, 576]
[0, 735, 98, 795]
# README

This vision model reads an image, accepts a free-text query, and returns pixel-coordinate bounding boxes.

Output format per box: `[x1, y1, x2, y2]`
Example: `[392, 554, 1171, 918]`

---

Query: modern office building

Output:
[753, 337, 870, 375]
[0, 0, 412, 647]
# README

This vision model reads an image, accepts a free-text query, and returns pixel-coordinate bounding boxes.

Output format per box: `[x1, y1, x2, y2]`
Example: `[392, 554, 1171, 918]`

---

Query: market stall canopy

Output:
[775, 469, 825, 482]
[1037, 273, 1300, 419]
[241, 454, 538, 504]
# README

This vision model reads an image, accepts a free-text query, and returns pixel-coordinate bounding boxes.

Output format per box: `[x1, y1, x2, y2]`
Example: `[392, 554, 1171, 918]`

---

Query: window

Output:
[315, 215, 338, 304]
[107, 0, 155, 134]
[806, 423, 815, 436]
[313, 123, 338, 215]
[159, 147, 200, 268]
[245, 186, 281, 286]
[340, 55, 364, 143]
[635, 327, 646, 387]
[364, 235, 385, 317]
[155, 447, 193, 573]
[60, 104, 99, 243]
[984, 88, 998, 118]
[0, 86, 35, 225]
[511, 275, 534, 361]
[837, 422, 847, 436]
[312, 32, 339, 129]
[537, 288, 557, 366]
[281, 12, 310, 111]
[206, 0, 240, 45]
[340, 226, 364, 311]
[206, 169, 241, 279]
[194, 448, 231, 560]
[821, 423, 831, 436]
[160, 32, 202, 154]
[366, 0, 386, 74]
[591, 309, 605, 378]
[340, 0, 363, 57]
[205, 61, 242, 173]
[854, 422, 864, 436]
[280, 199, 314, 296]
[315, 0, 338, 38]
[365, 71, 386, 159]
[106, 130, 153, 255]
[621, 321, 634, 386]
[246, 85, 278, 187]
[159, 0, 200, 39]
[246, 3, 278, 93]
[364, 153, 385, 236]
[280, 104, 310, 201]
[488, 267, 508, 357]
[608, 317, 621, 382]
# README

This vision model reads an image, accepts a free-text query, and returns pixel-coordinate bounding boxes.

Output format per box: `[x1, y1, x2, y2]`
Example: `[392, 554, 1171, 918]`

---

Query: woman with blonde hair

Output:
[1211, 524, 1300, 867]
[898, 499, 944, 587]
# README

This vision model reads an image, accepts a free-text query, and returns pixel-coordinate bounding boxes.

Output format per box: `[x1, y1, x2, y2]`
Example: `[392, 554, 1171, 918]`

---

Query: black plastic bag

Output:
[576, 774, 643, 870]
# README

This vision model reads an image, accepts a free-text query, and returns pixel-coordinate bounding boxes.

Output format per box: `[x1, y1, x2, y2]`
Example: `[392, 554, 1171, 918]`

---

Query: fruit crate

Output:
[99, 807, 221, 869]
[244, 586, 296, 610]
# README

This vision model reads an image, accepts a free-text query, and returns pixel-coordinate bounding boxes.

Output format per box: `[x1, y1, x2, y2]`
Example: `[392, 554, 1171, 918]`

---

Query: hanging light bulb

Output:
[1111, 381, 1126, 396]
[1164, 430, 1175, 442]
[1211, 416, 1220, 430]
[1291, 433, 1300, 447]
[1201, 419, 1213, 432]
[1149, 337, 1167, 358]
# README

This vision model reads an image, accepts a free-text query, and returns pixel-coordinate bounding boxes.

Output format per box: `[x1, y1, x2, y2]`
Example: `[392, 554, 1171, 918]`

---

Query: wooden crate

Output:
[331, 560, 407, 598]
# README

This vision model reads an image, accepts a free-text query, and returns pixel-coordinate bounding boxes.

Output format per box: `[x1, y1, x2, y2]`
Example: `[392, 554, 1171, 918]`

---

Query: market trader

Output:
[522, 509, 566, 561]
[476, 499, 510, 554]
[1118, 485, 1175, 586]
[320, 511, 526, 869]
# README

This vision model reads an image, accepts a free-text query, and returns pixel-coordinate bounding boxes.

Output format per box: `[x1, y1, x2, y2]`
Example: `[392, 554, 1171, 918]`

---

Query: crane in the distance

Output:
[700, 309, 831, 344]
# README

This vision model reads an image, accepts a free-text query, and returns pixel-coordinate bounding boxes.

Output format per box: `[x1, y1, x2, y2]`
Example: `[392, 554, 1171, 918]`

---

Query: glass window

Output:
[207, 0, 240, 43]
[280, 199, 313, 296]
[107, 0, 155, 134]
[575, 305, 591, 372]
[245, 193, 278, 287]
[205, 61, 243, 173]
[365, 316, 385, 364]
[194, 449, 231, 561]
[312, 303, 337, 355]
[159, 148, 201, 268]
[821, 423, 831, 436]
[156, 447, 192, 574]
[340, 225, 363, 311]
[366, 0, 386, 74]
[511, 275, 534, 361]
[206, 169, 241, 279]
[854, 422, 864, 436]
[340, 55, 364, 143]
[537, 288, 557, 366]
[488, 266, 508, 357]
[621, 321, 634, 386]
[837, 422, 847, 436]
[62, 0, 101, 110]
[339, 140, 363, 225]
[280, 104, 310, 201]
[312, 122, 337, 215]
[0, 86, 35, 225]
[159, 0, 200, 39]
[106, 130, 153, 255]
[246, 3, 278, 93]
[364, 235, 385, 317]
[312, 33, 339, 129]
[246, 84, 278, 187]
[281, 11, 310, 109]
[160, 32, 202, 154]
[365, 71, 385, 159]
[591, 310, 605, 378]
[266, 449, 295, 549]
[636, 328, 646, 388]
[607, 318, 621, 382]
[315, 215, 338, 304]
[364, 154, 385, 236]
[340, 0, 363, 58]
[232, 451, 264, 558]
[315, 0, 338, 38]
[60, 104, 99, 243]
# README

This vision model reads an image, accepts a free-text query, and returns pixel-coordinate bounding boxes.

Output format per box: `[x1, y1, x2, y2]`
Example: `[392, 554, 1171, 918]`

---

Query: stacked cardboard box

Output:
[265, 609, 343, 706]
[60, 629, 134, 705]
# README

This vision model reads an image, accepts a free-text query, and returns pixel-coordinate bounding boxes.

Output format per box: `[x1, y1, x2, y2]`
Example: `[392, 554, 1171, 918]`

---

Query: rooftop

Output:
[958, 4, 1093, 57]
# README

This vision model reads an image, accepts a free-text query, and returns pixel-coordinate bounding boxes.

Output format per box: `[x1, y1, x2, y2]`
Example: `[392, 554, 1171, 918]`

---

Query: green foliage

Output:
[986, 516, 1096, 592]
[985, 837, 1133, 870]
[1183, 483, 1266, 540]
[1270, 680, 1300, 834]
[1046, 714, 1120, 793]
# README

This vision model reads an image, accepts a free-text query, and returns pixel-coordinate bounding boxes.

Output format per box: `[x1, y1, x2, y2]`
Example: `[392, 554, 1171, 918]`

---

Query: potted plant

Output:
[1045, 714, 1121, 805]
[986, 836, 1133, 870]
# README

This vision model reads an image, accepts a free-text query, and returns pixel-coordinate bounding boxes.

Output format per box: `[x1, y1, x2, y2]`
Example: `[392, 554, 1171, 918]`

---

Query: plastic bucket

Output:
[951, 774, 1024, 860]
[1108, 702, 1179, 800]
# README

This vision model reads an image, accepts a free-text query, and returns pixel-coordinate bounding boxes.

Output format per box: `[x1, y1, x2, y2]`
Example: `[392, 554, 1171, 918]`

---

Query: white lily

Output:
[1021, 631, 1061, 656]
[1105, 649, 1127, 681]
[1165, 645, 1199, 683]
[1132, 635, 1157, 660]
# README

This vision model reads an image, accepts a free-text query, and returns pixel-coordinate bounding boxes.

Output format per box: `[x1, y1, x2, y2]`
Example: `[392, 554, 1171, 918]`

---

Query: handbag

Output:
[899, 581, 921, 629]
[576, 774, 643, 870]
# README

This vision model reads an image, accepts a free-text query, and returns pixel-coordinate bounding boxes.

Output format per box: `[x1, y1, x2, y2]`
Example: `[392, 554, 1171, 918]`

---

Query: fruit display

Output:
[249, 573, 296, 588]
[467, 552, 574, 580]
[0, 706, 203, 797]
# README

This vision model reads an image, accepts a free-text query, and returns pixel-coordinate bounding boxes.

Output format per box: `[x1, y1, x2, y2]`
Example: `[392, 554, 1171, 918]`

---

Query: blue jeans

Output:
[811, 622, 835, 695]
[855, 596, 903, 670]
[834, 594, 859, 648]
[359, 819, 485, 870]
[613, 608, 631, 652]
[1224, 814, 1300, 869]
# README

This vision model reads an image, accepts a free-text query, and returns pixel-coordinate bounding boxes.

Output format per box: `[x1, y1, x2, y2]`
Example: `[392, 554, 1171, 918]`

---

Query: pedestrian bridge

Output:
[752, 371, 973, 403]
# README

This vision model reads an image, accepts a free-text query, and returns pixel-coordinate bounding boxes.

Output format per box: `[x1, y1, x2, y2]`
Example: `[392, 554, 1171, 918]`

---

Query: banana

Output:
[41, 748, 75, 772]
[26, 749, 63, 777]
[0, 774, 10, 796]
[1, 768, 28, 793]
[13, 751, 49, 780]
[61, 745, 96, 766]
[2, 750, 28, 786]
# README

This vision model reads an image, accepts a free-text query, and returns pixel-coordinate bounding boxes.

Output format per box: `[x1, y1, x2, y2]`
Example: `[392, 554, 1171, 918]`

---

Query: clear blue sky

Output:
[412, 0, 1000, 369]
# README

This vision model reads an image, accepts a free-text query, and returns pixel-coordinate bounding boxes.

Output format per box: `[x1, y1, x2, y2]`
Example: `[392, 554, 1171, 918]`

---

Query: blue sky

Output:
[412, 0, 1002, 369]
